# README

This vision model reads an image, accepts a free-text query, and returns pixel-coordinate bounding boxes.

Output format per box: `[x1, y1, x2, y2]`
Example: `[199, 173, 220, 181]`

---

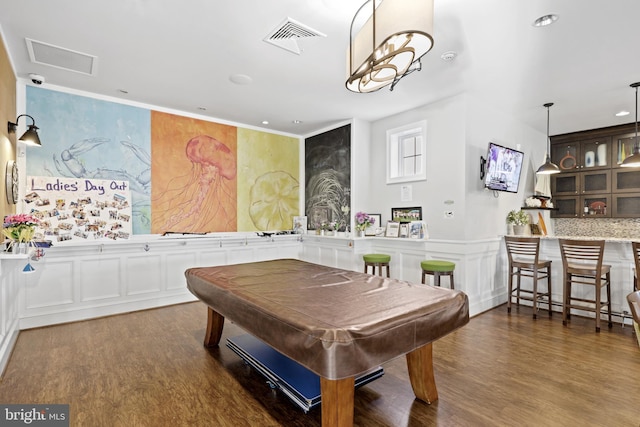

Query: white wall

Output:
[465, 93, 547, 240]
[359, 91, 547, 241]
[366, 93, 468, 240]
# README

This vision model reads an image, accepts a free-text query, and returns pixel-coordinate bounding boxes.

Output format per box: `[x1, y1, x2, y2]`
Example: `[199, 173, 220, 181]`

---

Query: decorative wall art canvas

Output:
[25, 86, 301, 236]
[150, 111, 238, 234]
[305, 124, 351, 231]
[236, 128, 299, 231]
[26, 86, 151, 234]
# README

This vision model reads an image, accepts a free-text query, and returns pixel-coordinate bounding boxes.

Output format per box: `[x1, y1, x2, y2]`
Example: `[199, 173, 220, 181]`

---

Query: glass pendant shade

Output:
[346, 0, 434, 93]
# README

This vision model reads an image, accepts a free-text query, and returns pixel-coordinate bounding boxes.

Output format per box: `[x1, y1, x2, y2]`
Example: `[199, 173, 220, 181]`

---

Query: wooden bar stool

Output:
[559, 239, 612, 333]
[504, 236, 553, 319]
[363, 254, 390, 277]
[421, 260, 455, 289]
[631, 241, 640, 292]
[627, 290, 640, 348]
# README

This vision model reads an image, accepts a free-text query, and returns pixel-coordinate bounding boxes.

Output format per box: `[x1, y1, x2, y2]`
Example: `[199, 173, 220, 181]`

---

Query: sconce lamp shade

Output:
[7, 114, 42, 147]
[346, 0, 434, 93]
[536, 102, 561, 175]
[620, 82, 640, 168]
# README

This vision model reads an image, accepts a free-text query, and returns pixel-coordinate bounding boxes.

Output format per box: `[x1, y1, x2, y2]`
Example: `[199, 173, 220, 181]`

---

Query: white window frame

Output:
[386, 120, 427, 184]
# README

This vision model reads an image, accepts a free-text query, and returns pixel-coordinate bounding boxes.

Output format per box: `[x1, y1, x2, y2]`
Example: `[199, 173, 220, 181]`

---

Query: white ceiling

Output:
[1, 0, 639, 137]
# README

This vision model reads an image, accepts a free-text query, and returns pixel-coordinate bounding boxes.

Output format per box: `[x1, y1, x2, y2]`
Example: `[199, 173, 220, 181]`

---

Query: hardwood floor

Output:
[1, 302, 638, 426]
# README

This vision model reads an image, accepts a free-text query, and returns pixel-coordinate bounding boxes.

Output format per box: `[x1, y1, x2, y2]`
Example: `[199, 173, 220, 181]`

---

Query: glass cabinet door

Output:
[551, 144, 579, 172]
[613, 133, 637, 167]
[581, 195, 611, 217]
[581, 137, 610, 169]
[551, 197, 579, 218]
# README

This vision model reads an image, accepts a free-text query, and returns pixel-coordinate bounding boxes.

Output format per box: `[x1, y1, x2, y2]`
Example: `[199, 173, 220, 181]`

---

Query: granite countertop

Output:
[512, 234, 637, 243]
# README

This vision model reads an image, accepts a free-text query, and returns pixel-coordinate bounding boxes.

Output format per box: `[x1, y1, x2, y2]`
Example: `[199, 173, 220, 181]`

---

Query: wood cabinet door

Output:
[612, 192, 640, 217]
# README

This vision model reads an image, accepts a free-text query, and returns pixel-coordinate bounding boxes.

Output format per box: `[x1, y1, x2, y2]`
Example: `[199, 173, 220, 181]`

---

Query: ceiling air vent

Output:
[26, 38, 98, 76]
[263, 17, 326, 55]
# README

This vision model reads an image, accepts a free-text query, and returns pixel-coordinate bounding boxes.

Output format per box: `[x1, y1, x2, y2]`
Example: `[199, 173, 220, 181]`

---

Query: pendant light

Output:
[346, 0, 434, 93]
[620, 82, 640, 167]
[536, 102, 561, 175]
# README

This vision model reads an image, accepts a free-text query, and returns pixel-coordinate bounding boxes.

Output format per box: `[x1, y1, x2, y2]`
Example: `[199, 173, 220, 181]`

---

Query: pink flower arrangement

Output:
[3, 213, 39, 242]
[354, 211, 374, 231]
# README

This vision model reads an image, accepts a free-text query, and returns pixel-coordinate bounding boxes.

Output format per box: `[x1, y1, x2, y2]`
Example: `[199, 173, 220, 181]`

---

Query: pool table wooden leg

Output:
[204, 307, 225, 347]
[320, 376, 355, 427]
[406, 342, 438, 404]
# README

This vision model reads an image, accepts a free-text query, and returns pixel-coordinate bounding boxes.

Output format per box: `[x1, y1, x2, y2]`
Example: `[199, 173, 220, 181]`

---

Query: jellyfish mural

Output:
[152, 135, 237, 233]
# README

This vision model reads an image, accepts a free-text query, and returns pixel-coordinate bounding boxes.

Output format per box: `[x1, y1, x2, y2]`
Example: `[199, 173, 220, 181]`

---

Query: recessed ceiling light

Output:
[292, 120, 302, 124]
[229, 74, 253, 85]
[533, 14, 558, 27]
[262, 120, 269, 125]
[616, 110, 630, 117]
[441, 51, 457, 61]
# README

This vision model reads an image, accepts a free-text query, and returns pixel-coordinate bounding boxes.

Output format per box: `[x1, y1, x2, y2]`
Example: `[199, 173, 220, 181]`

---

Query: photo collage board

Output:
[26, 176, 133, 243]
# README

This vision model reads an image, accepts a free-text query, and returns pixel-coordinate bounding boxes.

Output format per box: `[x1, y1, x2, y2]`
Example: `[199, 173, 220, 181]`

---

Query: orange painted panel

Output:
[150, 111, 237, 233]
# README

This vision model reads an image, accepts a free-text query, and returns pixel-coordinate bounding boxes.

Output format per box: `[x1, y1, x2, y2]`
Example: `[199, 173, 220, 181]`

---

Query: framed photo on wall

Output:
[385, 221, 400, 237]
[391, 206, 422, 223]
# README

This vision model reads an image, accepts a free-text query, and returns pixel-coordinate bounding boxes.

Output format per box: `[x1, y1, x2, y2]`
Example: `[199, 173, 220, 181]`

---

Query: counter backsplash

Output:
[553, 218, 640, 239]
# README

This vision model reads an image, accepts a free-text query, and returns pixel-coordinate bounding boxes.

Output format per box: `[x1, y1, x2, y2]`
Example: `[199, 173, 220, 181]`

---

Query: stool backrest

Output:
[558, 239, 605, 270]
[504, 236, 541, 265]
[627, 290, 640, 348]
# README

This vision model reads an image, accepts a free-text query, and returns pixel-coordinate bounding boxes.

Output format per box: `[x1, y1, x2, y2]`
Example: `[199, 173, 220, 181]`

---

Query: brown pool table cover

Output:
[185, 258, 469, 380]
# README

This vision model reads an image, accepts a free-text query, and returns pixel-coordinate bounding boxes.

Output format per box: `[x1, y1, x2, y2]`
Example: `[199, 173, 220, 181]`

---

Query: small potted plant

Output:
[506, 209, 529, 235]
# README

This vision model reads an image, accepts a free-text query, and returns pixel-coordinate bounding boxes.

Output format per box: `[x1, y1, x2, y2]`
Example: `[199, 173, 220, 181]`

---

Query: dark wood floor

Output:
[1, 302, 638, 427]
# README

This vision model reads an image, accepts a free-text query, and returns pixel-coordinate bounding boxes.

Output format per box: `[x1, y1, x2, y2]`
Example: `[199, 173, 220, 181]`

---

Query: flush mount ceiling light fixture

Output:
[536, 103, 561, 175]
[346, 0, 434, 93]
[533, 14, 558, 27]
[621, 82, 640, 168]
[7, 114, 42, 147]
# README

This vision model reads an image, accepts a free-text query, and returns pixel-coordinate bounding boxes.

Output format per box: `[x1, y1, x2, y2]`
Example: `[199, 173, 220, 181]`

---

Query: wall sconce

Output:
[346, 0, 434, 93]
[7, 114, 42, 147]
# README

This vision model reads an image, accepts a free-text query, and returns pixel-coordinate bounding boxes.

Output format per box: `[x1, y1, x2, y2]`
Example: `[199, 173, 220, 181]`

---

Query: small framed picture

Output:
[399, 223, 409, 238]
[530, 223, 541, 235]
[385, 221, 400, 237]
[409, 221, 428, 239]
[293, 216, 307, 234]
[365, 213, 382, 236]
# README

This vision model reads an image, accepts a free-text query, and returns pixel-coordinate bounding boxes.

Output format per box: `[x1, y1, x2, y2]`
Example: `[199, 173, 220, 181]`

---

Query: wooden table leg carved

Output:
[201, 307, 439, 427]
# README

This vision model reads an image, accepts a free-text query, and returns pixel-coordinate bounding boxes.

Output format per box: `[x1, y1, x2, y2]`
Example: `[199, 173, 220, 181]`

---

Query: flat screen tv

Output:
[484, 142, 524, 193]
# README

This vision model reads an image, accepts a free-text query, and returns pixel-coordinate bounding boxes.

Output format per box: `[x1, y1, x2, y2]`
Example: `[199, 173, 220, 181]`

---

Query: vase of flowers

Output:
[354, 211, 374, 237]
[3, 213, 39, 253]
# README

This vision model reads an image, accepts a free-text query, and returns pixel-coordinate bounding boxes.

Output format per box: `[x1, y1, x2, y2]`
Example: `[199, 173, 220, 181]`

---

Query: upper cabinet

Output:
[550, 123, 640, 218]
